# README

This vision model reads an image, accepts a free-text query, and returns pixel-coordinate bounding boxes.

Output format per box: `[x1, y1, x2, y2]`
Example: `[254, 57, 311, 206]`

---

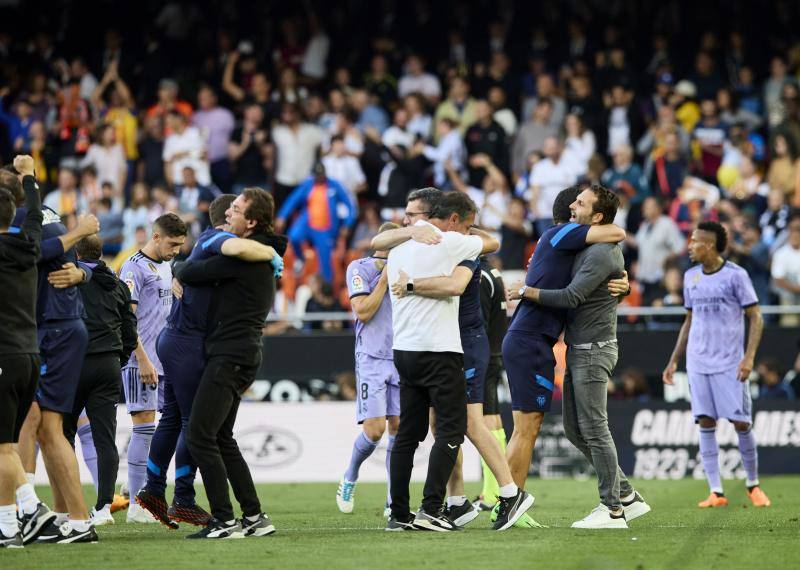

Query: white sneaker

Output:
[336, 479, 356, 514]
[571, 504, 628, 529]
[90, 506, 114, 526]
[622, 492, 651, 522]
[126, 503, 158, 523]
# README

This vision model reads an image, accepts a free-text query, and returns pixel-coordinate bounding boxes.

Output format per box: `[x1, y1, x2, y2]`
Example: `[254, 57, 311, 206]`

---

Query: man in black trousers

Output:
[58, 234, 137, 525]
[176, 188, 286, 539]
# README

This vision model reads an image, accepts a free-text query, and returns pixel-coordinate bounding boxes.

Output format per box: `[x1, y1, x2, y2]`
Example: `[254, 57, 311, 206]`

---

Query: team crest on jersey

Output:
[147, 262, 157, 273]
[351, 274, 364, 292]
[537, 395, 546, 407]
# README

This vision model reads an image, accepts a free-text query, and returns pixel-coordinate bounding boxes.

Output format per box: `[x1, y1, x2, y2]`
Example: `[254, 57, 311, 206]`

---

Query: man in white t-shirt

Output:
[771, 219, 800, 325]
[381, 191, 499, 532]
[529, 135, 579, 235]
[162, 111, 211, 187]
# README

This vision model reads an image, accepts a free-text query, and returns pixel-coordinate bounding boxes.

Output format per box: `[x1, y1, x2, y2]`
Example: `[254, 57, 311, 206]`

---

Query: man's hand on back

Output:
[608, 271, 630, 297]
[410, 225, 441, 245]
[391, 269, 410, 298]
[48, 262, 87, 288]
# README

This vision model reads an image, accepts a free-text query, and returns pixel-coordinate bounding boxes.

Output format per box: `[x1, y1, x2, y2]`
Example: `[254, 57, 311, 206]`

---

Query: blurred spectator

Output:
[351, 204, 382, 251]
[717, 87, 762, 132]
[488, 86, 517, 138]
[448, 154, 508, 238]
[271, 102, 324, 207]
[766, 133, 799, 204]
[500, 196, 533, 271]
[138, 115, 165, 187]
[300, 13, 330, 83]
[629, 197, 686, 304]
[273, 67, 308, 106]
[727, 155, 769, 215]
[276, 162, 356, 282]
[363, 54, 397, 111]
[648, 131, 689, 204]
[350, 88, 389, 138]
[465, 100, 509, 186]
[424, 117, 464, 189]
[603, 84, 644, 156]
[601, 143, 650, 212]
[771, 218, 800, 326]
[434, 76, 477, 140]
[764, 56, 790, 127]
[0, 89, 33, 152]
[80, 123, 127, 196]
[756, 359, 795, 400]
[222, 52, 280, 126]
[729, 223, 772, 305]
[610, 368, 651, 402]
[175, 166, 216, 231]
[689, 51, 724, 101]
[522, 74, 566, 131]
[55, 80, 92, 159]
[692, 98, 728, 182]
[397, 54, 441, 105]
[146, 78, 193, 136]
[28, 120, 53, 188]
[44, 167, 85, 216]
[94, 196, 124, 256]
[403, 93, 432, 140]
[760, 189, 791, 248]
[162, 110, 210, 187]
[111, 225, 148, 273]
[672, 80, 701, 133]
[650, 265, 685, 328]
[79, 166, 101, 205]
[303, 275, 345, 331]
[322, 134, 367, 204]
[150, 185, 179, 220]
[382, 108, 415, 150]
[229, 104, 272, 195]
[511, 98, 557, 178]
[563, 112, 595, 176]
[122, 183, 151, 248]
[192, 86, 235, 191]
[529, 136, 579, 234]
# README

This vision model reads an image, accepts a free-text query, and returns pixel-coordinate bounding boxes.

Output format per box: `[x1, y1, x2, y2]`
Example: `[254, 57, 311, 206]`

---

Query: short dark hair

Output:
[0, 168, 24, 205]
[0, 188, 16, 230]
[153, 213, 188, 237]
[588, 184, 620, 225]
[697, 221, 727, 253]
[430, 191, 478, 222]
[552, 182, 591, 224]
[209, 194, 236, 227]
[241, 187, 275, 235]
[76, 234, 102, 260]
[407, 187, 442, 212]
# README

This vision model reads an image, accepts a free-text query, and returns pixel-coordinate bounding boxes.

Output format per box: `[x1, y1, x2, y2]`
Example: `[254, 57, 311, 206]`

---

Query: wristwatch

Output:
[518, 285, 527, 298]
[406, 279, 414, 294]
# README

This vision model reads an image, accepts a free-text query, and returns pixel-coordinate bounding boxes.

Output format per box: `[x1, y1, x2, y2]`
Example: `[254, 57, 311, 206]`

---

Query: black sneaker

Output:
[444, 500, 480, 527]
[385, 513, 416, 532]
[412, 507, 458, 532]
[36, 521, 98, 544]
[474, 495, 496, 512]
[185, 518, 244, 539]
[0, 529, 23, 548]
[241, 513, 276, 537]
[168, 501, 212, 527]
[492, 490, 535, 531]
[136, 490, 179, 530]
[19, 502, 57, 544]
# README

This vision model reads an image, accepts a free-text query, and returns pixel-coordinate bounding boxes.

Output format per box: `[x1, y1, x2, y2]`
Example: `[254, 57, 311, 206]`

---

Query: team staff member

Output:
[384, 191, 512, 532]
[56, 235, 138, 526]
[0, 155, 57, 548]
[177, 188, 287, 539]
[138, 194, 282, 529]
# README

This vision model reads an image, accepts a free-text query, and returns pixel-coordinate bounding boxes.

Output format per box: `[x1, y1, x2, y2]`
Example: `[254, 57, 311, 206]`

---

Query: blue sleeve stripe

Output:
[549, 223, 580, 247]
[201, 231, 236, 250]
[465, 368, 476, 379]
[535, 375, 554, 392]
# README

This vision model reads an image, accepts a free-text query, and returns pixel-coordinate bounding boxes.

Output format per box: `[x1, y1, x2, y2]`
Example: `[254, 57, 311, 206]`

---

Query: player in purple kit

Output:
[119, 214, 187, 523]
[663, 221, 770, 508]
[337, 222, 401, 515]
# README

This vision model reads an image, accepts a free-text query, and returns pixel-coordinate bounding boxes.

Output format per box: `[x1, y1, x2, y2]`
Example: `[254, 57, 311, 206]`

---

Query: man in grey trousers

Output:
[521, 184, 652, 529]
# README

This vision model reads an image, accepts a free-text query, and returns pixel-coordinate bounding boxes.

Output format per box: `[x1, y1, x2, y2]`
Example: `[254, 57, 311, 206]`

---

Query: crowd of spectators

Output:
[2, 0, 800, 331]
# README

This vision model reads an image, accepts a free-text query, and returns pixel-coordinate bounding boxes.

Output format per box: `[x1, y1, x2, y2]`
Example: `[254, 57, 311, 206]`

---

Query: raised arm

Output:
[176, 255, 245, 285]
[585, 224, 626, 244]
[222, 52, 246, 102]
[391, 266, 474, 299]
[370, 224, 441, 250]
[14, 156, 43, 251]
[220, 238, 277, 262]
[469, 226, 500, 254]
[40, 214, 99, 262]
[663, 311, 692, 385]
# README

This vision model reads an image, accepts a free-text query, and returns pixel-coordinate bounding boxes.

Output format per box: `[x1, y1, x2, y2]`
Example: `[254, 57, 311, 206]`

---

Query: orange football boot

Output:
[747, 486, 771, 507]
[110, 494, 130, 513]
[698, 492, 729, 508]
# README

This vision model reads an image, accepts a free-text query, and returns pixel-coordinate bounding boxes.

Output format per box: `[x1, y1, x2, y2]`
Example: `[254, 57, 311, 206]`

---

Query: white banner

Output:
[35, 402, 482, 485]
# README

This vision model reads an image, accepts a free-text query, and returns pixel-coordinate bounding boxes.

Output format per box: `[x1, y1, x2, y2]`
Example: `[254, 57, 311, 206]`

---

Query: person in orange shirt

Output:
[145, 79, 193, 138]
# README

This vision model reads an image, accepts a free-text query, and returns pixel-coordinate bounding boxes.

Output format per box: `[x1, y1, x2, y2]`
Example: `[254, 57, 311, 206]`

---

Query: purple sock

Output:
[736, 428, 759, 486]
[385, 434, 396, 505]
[77, 423, 99, 492]
[344, 432, 378, 482]
[699, 427, 723, 493]
[129, 423, 155, 499]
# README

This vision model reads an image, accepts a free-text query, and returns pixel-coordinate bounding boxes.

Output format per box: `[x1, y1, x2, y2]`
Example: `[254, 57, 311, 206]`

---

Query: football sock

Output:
[499, 483, 518, 498]
[446, 495, 467, 508]
[174, 431, 197, 505]
[344, 432, 378, 482]
[699, 427, 723, 494]
[15, 483, 40, 516]
[129, 423, 156, 500]
[0, 504, 18, 537]
[736, 428, 759, 487]
[385, 434, 395, 506]
[77, 423, 99, 492]
[480, 428, 506, 502]
[54, 512, 69, 525]
[69, 519, 91, 532]
[25, 473, 35, 487]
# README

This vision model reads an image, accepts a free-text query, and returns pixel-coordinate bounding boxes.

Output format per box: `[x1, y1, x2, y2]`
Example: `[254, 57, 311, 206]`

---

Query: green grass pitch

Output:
[5, 476, 799, 569]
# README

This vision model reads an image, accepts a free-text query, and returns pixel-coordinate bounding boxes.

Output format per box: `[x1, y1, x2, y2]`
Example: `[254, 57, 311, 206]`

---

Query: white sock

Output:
[746, 479, 760, 488]
[446, 495, 466, 508]
[25, 473, 35, 487]
[499, 483, 518, 499]
[225, 519, 236, 526]
[244, 513, 261, 523]
[16, 483, 40, 515]
[621, 492, 635, 503]
[0, 504, 18, 537]
[55, 512, 69, 525]
[69, 519, 91, 532]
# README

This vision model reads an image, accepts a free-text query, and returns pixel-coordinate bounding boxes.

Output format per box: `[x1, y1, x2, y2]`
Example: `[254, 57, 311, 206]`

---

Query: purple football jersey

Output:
[120, 251, 174, 374]
[346, 256, 393, 360]
[684, 261, 758, 374]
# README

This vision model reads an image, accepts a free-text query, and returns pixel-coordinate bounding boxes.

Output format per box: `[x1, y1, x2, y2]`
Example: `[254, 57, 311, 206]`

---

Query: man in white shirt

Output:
[322, 135, 367, 198]
[397, 54, 442, 105]
[271, 103, 324, 206]
[162, 111, 211, 187]
[529, 136, 579, 235]
[771, 218, 800, 326]
[381, 191, 514, 532]
[424, 119, 464, 189]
